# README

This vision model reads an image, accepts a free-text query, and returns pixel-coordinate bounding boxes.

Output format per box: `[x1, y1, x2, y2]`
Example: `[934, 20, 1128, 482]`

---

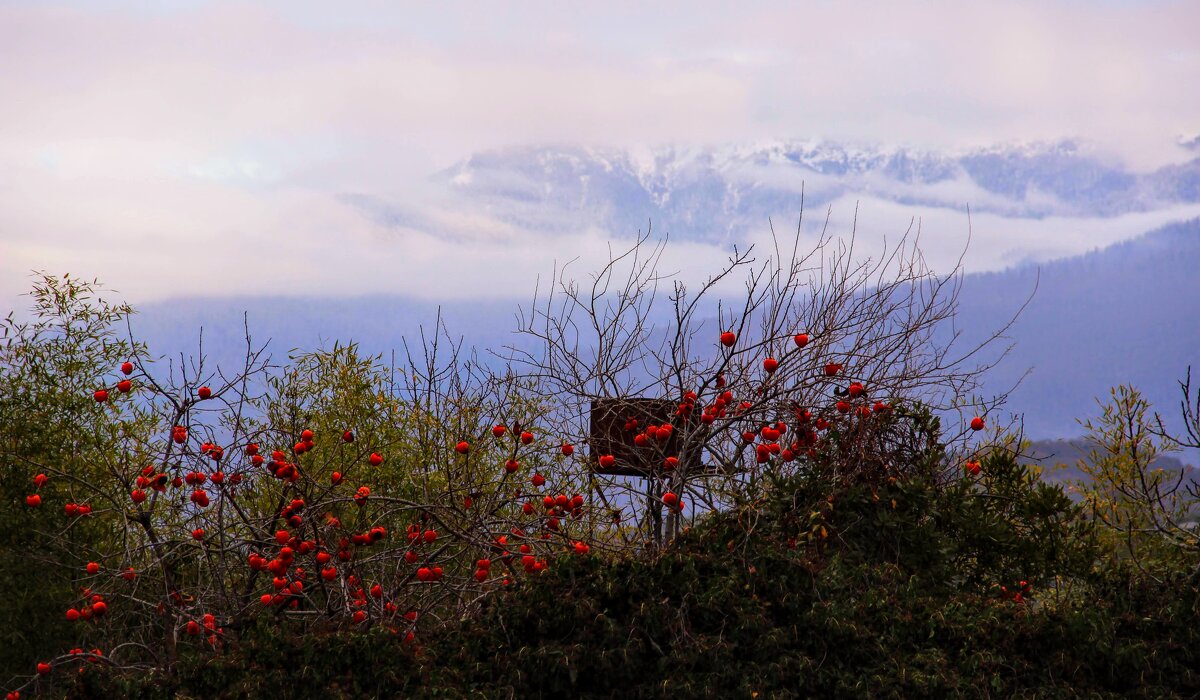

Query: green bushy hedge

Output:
[55, 453, 1200, 699]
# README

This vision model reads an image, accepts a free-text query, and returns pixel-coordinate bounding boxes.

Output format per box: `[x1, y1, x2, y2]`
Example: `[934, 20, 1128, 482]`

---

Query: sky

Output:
[2, 0, 1198, 306]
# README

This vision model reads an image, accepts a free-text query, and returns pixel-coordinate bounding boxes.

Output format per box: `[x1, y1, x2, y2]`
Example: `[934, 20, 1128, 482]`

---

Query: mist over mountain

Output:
[9, 140, 1197, 446]
[427, 140, 1200, 243]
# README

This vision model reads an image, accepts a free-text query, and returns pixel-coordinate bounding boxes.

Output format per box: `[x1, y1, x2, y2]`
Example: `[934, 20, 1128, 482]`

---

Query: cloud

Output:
[1, 0, 1198, 307]
[807, 197, 1200, 273]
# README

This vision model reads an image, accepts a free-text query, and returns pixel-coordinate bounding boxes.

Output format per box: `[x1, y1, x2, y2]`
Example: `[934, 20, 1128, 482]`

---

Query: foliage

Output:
[0, 274, 148, 681]
[50, 428, 1200, 699]
[2, 249, 1199, 699]
[0, 275, 606, 696]
[1066, 385, 1199, 570]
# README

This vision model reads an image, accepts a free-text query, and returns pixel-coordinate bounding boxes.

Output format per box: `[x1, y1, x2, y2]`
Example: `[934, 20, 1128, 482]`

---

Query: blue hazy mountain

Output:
[124, 217, 1200, 444]
[954, 217, 1200, 437]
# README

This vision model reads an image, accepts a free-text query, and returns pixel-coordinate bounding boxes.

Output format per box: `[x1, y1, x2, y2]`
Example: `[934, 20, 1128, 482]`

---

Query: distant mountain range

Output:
[1025, 438, 1197, 483]
[428, 140, 1200, 243]
[1026, 437, 1199, 517]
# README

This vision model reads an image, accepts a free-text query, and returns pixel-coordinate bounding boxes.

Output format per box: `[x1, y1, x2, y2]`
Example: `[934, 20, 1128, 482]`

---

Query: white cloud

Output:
[1, 0, 1198, 307]
[806, 197, 1200, 273]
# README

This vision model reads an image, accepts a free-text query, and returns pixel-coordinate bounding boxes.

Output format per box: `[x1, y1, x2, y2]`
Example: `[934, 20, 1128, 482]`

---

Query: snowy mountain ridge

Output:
[439, 139, 1200, 242]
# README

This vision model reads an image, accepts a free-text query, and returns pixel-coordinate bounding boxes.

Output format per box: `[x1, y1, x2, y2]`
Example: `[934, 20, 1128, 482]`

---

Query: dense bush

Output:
[55, 448, 1200, 698]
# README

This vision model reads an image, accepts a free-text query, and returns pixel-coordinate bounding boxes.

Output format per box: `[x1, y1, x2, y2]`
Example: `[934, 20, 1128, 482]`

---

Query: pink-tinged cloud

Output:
[1, 0, 1198, 306]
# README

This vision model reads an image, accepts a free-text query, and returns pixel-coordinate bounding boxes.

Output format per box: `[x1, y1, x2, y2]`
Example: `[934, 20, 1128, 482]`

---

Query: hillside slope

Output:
[955, 218, 1200, 438]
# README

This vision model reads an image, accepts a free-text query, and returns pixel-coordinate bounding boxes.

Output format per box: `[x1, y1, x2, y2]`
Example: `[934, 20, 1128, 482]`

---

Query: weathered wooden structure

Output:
[588, 397, 706, 476]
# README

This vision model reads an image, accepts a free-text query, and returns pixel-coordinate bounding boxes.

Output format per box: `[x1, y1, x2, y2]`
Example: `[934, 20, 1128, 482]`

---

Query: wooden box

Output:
[588, 397, 706, 476]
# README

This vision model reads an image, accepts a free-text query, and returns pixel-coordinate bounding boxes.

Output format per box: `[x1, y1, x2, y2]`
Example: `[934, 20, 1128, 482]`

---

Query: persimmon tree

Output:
[506, 220, 1016, 546]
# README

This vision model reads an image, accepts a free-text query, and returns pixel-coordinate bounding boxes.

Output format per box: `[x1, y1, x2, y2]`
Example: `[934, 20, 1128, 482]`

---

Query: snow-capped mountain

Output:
[438, 140, 1200, 241]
